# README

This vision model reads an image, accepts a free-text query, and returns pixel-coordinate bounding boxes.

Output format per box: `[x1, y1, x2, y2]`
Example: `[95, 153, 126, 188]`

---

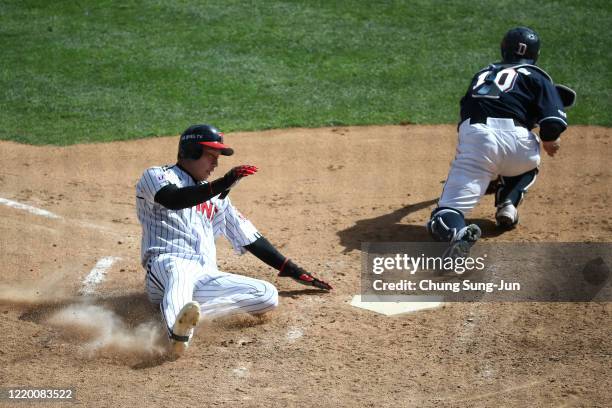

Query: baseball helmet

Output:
[178, 124, 234, 160]
[500, 26, 541, 65]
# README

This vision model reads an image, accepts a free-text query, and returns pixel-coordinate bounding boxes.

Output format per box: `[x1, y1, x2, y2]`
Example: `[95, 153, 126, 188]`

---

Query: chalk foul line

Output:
[80, 257, 121, 295]
[0, 197, 61, 219]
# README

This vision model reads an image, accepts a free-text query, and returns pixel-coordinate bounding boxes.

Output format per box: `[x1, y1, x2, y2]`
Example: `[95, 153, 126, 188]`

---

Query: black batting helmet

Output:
[178, 124, 234, 160]
[500, 26, 541, 65]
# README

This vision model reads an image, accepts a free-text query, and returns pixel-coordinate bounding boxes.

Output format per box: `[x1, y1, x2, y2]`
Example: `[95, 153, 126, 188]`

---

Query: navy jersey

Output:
[460, 63, 567, 131]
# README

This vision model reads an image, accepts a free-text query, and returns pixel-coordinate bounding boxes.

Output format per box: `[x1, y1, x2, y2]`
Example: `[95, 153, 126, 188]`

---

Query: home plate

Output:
[350, 295, 443, 316]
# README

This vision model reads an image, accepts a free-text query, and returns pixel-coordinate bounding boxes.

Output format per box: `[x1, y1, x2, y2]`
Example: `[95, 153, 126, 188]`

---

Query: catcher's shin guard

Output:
[427, 207, 467, 242]
[495, 168, 538, 208]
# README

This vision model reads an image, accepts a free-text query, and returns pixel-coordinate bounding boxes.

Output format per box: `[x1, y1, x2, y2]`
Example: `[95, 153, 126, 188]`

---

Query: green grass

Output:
[1, 0, 610, 145]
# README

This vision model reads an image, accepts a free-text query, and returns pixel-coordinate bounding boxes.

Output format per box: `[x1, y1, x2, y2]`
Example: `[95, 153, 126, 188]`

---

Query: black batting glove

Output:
[279, 260, 333, 291]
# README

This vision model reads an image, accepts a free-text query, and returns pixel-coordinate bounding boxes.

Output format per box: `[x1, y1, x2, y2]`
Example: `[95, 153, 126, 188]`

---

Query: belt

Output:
[469, 116, 527, 128]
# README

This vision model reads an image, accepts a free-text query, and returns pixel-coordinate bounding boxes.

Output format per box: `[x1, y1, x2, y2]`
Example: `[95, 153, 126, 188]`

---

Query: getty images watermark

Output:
[362, 242, 612, 302]
[371, 252, 518, 293]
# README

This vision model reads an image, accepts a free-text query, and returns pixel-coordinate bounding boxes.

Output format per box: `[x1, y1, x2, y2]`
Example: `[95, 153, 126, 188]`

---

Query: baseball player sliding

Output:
[428, 27, 576, 259]
[136, 124, 332, 355]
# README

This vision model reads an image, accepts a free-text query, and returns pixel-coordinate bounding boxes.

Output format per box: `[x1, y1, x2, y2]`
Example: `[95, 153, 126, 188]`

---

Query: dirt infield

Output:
[0, 125, 610, 407]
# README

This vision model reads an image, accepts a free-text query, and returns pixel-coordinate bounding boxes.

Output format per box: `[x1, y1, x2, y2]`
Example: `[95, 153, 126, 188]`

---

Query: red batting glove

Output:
[219, 165, 259, 199]
[234, 165, 258, 177]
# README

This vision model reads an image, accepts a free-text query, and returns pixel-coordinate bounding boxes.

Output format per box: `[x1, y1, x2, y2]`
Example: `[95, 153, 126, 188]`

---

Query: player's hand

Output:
[222, 165, 258, 191]
[232, 165, 258, 178]
[542, 140, 560, 157]
[279, 260, 333, 291]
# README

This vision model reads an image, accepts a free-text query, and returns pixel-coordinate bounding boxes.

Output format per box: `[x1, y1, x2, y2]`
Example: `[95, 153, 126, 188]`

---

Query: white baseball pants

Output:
[438, 118, 540, 214]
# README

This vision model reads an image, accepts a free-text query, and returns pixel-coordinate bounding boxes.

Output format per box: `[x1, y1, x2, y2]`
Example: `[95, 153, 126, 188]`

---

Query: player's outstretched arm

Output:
[155, 165, 257, 210]
[244, 236, 333, 291]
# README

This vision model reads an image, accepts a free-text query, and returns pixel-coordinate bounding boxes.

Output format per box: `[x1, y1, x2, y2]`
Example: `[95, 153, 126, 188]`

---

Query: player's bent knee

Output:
[264, 282, 279, 310]
[253, 281, 279, 314]
[427, 207, 467, 242]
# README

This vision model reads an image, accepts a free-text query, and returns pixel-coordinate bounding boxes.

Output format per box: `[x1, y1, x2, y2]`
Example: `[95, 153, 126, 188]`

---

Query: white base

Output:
[350, 295, 443, 316]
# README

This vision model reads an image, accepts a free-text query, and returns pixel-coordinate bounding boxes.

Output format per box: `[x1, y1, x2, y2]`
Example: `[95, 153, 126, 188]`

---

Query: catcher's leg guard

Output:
[427, 207, 466, 242]
[495, 168, 538, 208]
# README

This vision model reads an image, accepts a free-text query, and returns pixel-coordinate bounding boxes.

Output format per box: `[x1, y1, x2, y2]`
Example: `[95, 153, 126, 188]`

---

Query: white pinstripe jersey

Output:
[136, 165, 260, 271]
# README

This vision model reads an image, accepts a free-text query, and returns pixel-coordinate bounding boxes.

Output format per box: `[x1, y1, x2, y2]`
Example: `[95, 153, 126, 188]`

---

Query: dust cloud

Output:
[47, 304, 166, 357]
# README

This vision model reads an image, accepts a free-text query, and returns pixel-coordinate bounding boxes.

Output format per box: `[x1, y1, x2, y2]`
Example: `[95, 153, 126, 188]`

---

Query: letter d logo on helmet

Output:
[501, 26, 541, 65]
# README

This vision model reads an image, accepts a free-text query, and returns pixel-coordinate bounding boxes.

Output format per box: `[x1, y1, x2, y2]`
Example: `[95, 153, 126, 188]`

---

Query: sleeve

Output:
[154, 183, 218, 210]
[212, 197, 261, 255]
[136, 167, 172, 203]
[535, 75, 568, 130]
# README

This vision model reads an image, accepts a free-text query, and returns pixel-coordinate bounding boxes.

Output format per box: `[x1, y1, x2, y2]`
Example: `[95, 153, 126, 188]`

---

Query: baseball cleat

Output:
[170, 301, 201, 355]
[442, 224, 482, 270]
[496, 203, 519, 229]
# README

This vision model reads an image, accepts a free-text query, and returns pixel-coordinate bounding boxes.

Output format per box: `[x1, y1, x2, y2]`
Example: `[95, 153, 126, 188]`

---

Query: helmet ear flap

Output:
[178, 142, 203, 160]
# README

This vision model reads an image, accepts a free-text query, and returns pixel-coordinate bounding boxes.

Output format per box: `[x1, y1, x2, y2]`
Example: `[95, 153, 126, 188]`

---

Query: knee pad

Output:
[427, 207, 467, 242]
[496, 168, 538, 207]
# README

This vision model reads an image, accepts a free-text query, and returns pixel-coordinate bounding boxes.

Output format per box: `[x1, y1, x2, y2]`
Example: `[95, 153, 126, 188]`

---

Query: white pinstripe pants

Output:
[145, 255, 278, 335]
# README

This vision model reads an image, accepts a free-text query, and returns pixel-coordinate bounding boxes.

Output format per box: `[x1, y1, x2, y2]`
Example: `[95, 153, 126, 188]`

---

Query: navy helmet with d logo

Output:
[501, 27, 541, 65]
